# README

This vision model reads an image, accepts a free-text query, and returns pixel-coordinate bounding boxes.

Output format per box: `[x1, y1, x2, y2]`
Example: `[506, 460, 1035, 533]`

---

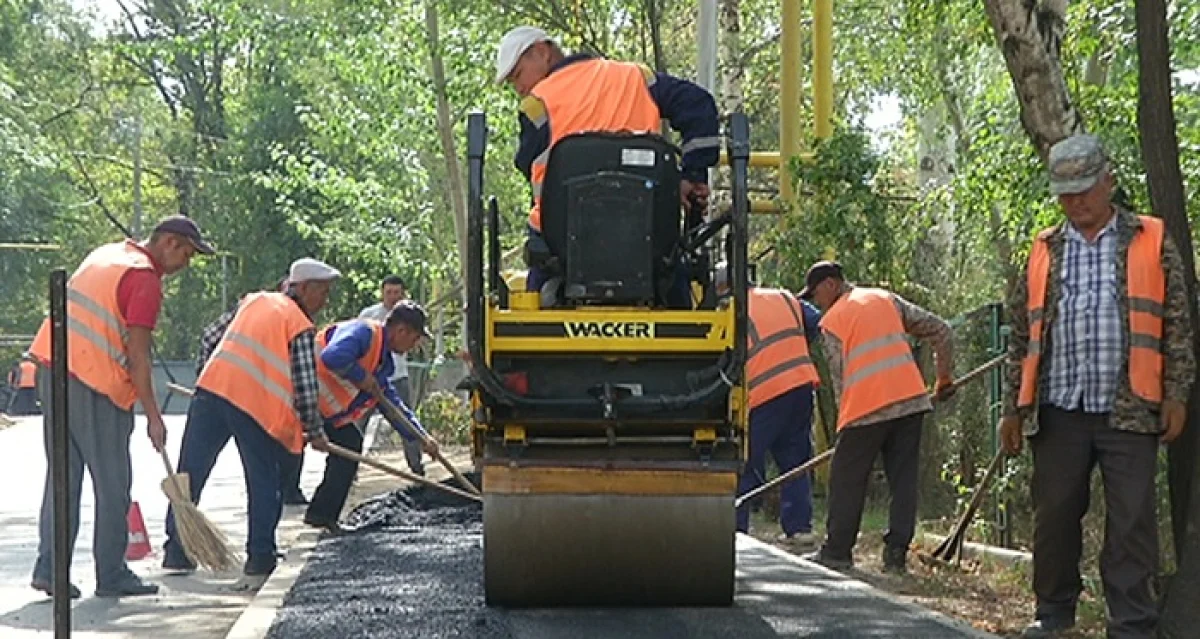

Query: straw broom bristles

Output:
[159, 449, 239, 572]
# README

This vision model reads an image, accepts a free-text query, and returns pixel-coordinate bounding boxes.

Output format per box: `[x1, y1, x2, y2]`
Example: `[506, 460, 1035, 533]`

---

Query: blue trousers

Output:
[164, 389, 289, 559]
[736, 385, 815, 535]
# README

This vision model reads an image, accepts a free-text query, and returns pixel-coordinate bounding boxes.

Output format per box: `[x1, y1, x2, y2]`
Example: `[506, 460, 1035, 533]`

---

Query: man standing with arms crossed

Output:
[28, 215, 213, 598]
[358, 275, 424, 474]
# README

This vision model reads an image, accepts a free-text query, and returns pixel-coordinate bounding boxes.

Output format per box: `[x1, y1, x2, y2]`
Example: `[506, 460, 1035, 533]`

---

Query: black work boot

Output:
[243, 553, 278, 576]
[1020, 617, 1074, 638]
[162, 542, 197, 573]
[882, 546, 907, 574]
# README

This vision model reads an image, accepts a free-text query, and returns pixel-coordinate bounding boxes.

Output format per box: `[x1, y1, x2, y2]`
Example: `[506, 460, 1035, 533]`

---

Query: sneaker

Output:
[802, 549, 853, 570]
[778, 531, 819, 550]
[95, 574, 159, 597]
[243, 554, 278, 577]
[882, 546, 908, 574]
[162, 544, 197, 573]
[30, 576, 81, 599]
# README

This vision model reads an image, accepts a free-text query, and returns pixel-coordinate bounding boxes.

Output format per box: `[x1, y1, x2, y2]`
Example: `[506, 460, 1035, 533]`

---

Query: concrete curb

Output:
[223, 529, 321, 639]
[740, 535, 999, 639]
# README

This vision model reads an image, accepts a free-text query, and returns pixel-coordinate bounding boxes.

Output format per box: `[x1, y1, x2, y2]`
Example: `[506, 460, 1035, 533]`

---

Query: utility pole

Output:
[131, 112, 144, 239]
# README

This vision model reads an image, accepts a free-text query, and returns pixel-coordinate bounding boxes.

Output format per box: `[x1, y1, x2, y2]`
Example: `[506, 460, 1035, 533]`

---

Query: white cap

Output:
[494, 26, 549, 84]
[288, 258, 341, 283]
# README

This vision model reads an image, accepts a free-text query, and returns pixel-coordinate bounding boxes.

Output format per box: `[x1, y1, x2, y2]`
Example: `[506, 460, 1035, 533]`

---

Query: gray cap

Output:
[288, 258, 341, 283]
[1048, 134, 1108, 196]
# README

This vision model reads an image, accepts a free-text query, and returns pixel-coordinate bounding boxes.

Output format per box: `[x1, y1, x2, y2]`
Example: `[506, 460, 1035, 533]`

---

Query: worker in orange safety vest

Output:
[163, 258, 340, 578]
[303, 302, 437, 534]
[6, 357, 40, 415]
[799, 261, 954, 574]
[495, 26, 720, 299]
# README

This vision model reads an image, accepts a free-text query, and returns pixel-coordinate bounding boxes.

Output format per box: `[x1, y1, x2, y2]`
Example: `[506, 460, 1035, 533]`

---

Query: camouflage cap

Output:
[1048, 134, 1108, 196]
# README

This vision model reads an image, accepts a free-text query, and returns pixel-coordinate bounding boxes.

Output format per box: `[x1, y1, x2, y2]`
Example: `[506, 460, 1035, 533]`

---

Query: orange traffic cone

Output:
[126, 501, 152, 561]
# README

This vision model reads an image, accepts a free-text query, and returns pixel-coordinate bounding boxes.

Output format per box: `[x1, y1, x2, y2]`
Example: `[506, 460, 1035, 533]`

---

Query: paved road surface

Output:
[269, 486, 994, 639]
[0, 414, 328, 638]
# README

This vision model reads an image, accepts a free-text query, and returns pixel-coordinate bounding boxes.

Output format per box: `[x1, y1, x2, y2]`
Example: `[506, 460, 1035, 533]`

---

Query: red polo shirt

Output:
[115, 243, 164, 329]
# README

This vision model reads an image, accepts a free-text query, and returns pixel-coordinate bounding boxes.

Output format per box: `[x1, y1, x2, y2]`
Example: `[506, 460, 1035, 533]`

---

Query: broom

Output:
[158, 426, 239, 571]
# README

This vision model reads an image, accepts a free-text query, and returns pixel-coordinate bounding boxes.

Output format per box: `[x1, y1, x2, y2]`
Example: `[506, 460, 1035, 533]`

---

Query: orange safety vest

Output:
[28, 241, 157, 410]
[17, 361, 36, 388]
[316, 320, 386, 428]
[820, 287, 927, 430]
[525, 58, 662, 231]
[197, 292, 314, 453]
[746, 288, 819, 409]
[1018, 216, 1165, 407]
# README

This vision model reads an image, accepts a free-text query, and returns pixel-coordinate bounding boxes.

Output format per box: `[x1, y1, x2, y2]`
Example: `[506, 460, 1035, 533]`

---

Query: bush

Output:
[415, 390, 472, 446]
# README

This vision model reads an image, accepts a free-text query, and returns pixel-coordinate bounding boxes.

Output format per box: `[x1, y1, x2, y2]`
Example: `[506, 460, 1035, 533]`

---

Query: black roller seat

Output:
[537, 132, 684, 307]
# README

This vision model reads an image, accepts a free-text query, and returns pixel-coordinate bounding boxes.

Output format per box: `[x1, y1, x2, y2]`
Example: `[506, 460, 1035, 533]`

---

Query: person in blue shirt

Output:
[303, 301, 438, 533]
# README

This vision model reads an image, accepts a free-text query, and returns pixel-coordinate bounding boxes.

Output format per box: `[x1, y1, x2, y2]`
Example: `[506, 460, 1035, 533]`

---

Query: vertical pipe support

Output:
[50, 268, 71, 638]
[813, 0, 834, 141]
[780, 0, 802, 203]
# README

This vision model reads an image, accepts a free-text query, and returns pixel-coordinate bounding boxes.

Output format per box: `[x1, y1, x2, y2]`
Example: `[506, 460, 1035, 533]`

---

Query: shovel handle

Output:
[325, 442, 482, 503]
[735, 448, 835, 509]
[167, 382, 195, 398]
[369, 389, 481, 496]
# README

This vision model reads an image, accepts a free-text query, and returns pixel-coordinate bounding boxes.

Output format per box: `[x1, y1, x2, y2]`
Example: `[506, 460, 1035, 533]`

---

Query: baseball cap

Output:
[1048, 134, 1108, 196]
[797, 260, 843, 300]
[494, 26, 549, 84]
[386, 300, 432, 338]
[153, 215, 215, 254]
[288, 258, 341, 283]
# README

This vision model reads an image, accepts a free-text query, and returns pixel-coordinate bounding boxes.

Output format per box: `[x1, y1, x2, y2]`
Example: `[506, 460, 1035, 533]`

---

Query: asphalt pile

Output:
[266, 473, 510, 639]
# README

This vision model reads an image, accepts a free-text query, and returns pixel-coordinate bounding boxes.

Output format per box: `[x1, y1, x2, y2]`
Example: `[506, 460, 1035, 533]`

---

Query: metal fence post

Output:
[989, 301, 1012, 548]
[50, 268, 71, 638]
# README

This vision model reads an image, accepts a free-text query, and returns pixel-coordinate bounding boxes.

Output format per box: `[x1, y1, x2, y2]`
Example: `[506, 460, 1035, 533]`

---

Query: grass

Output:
[749, 494, 1109, 638]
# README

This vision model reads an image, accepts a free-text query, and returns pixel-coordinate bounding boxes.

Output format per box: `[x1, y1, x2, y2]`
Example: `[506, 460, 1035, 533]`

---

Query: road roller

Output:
[462, 111, 752, 607]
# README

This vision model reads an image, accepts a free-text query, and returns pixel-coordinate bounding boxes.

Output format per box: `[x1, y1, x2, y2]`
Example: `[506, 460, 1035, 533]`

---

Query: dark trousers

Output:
[9, 387, 40, 414]
[1030, 406, 1159, 638]
[305, 421, 364, 523]
[822, 412, 924, 560]
[164, 389, 289, 559]
[737, 385, 815, 535]
[279, 449, 304, 497]
[32, 369, 135, 587]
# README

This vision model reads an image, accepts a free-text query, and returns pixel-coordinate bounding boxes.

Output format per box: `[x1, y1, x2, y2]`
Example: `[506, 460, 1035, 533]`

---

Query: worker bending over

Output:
[494, 26, 720, 294]
[800, 261, 954, 574]
[28, 215, 211, 598]
[163, 258, 340, 577]
[304, 301, 438, 533]
[717, 265, 822, 547]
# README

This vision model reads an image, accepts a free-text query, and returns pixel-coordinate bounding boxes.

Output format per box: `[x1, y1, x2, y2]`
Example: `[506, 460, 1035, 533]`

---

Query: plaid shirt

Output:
[1004, 207, 1196, 435]
[1043, 216, 1122, 413]
[195, 294, 324, 438]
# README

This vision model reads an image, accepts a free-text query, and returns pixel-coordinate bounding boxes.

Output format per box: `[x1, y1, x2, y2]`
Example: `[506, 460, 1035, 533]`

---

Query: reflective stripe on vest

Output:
[18, 361, 37, 388]
[527, 58, 662, 231]
[820, 287, 927, 430]
[316, 320, 386, 427]
[196, 292, 314, 453]
[28, 241, 156, 410]
[746, 288, 819, 409]
[1018, 216, 1165, 407]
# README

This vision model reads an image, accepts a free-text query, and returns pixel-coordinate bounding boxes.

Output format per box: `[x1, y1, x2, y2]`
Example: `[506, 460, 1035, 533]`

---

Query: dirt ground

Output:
[749, 499, 1108, 638]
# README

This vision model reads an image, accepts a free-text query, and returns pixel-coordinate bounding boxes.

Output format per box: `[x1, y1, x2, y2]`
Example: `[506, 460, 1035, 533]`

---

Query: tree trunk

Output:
[981, 0, 1084, 160]
[719, 0, 743, 115]
[645, 0, 667, 73]
[1136, 0, 1200, 634]
[423, 0, 470, 314]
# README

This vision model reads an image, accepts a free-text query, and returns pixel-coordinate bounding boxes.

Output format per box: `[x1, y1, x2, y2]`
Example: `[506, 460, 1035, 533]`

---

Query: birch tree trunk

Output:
[423, 0, 470, 338]
[1135, 0, 1200, 633]
[981, 0, 1084, 160]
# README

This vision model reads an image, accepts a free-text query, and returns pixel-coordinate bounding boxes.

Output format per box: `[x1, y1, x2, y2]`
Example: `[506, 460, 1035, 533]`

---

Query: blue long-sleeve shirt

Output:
[800, 299, 822, 346]
[514, 53, 720, 185]
[319, 321, 427, 441]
